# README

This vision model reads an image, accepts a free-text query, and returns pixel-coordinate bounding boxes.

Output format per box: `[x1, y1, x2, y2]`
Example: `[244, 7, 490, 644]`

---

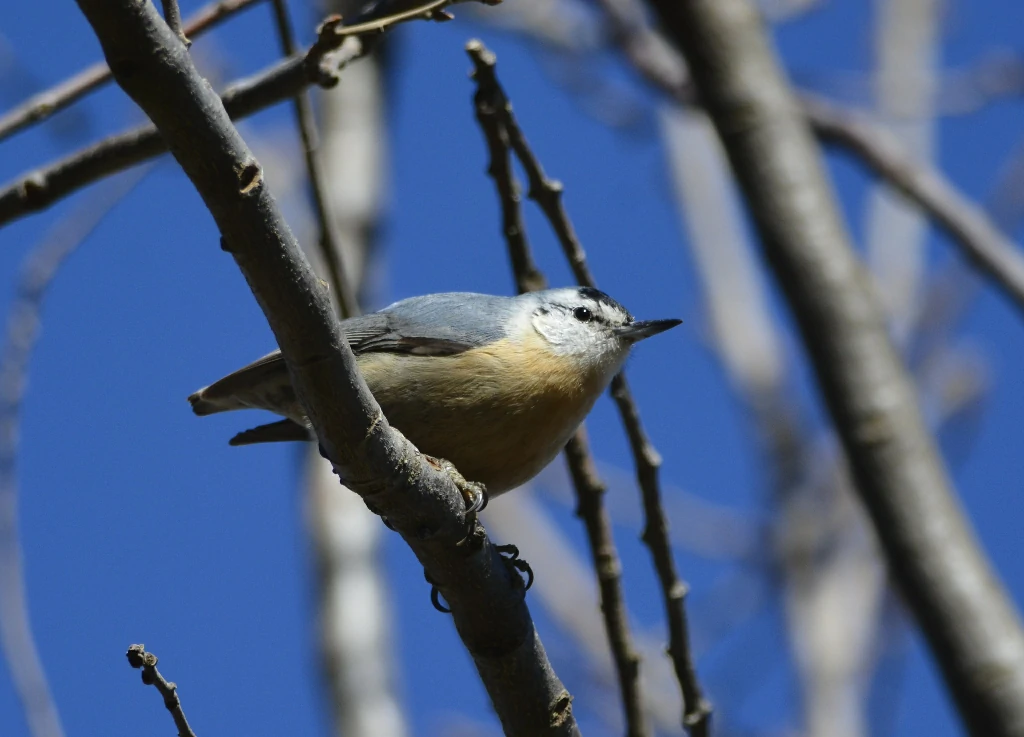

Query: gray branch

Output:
[645, 1, 1024, 735]
[125, 645, 198, 737]
[73, 1, 578, 734]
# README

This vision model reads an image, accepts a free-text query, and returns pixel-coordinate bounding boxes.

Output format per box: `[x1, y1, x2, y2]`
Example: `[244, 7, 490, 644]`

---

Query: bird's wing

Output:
[193, 293, 519, 408]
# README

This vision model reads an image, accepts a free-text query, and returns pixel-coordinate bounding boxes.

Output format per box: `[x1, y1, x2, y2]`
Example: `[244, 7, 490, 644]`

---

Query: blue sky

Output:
[1, 1, 1024, 735]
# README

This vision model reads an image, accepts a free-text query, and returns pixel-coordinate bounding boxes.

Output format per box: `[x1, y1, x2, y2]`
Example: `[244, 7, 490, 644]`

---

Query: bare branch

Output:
[75, 2, 577, 734]
[863, 0, 939, 340]
[0, 0, 264, 143]
[304, 7, 404, 730]
[804, 94, 1024, 317]
[592, 0, 1024, 321]
[563, 430, 647, 737]
[125, 645, 198, 737]
[467, 38, 710, 736]
[0, 168, 151, 737]
[0, 0, 473, 228]
[268, 0, 358, 318]
[645, 1, 1024, 735]
[161, 0, 190, 46]
[469, 41, 646, 736]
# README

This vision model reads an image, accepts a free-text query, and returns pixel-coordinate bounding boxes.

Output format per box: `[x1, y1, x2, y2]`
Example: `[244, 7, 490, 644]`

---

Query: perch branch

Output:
[467, 38, 710, 736]
[76, 2, 576, 734]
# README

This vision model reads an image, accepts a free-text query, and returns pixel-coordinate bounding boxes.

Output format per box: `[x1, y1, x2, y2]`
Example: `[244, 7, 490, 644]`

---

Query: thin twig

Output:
[467, 38, 711, 736]
[0, 0, 264, 143]
[593, 0, 1024, 320]
[268, 0, 358, 318]
[161, 0, 191, 47]
[0, 168, 151, 737]
[0, 0, 472, 228]
[469, 39, 647, 737]
[563, 431, 647, 737]
[125, 644, 198, 737]
[79, 2, 576, 733]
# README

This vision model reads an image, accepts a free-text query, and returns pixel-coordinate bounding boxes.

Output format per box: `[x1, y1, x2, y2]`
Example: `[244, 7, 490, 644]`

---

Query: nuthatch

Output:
[189, 287, 680, 497]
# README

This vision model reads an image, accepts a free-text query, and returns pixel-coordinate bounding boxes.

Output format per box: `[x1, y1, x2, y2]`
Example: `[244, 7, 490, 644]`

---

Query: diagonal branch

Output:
[467, 39, 710, 737]
[73, 2, 578, 735]
[469, 42, 647, 737]
[592, 0, 1024, 319]
[645, 0, 1024, 735]
[803, 94, 1024, 316]
[0, 0, 266, 143]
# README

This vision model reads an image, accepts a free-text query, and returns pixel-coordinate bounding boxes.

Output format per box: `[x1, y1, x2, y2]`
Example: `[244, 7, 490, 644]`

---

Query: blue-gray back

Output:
[344, 292, 522, 355]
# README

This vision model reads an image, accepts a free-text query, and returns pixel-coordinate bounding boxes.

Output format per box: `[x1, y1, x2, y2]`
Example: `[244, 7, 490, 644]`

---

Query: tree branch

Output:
[0, 168, 149, 737]
[268, 0, 358, 318]
[592, 0, 1024, 319]
[125, 645, 198, 737]
[467, 39, 710, 736]
[645, 1, 1024, 735]
[161, 0, 189, 47]
[74, 1, 577, 734]
[469, 40, 646, 737]
[0, 0, 265, 143]
[804, 93, 1024, 317]
[0, 0, 467, 229]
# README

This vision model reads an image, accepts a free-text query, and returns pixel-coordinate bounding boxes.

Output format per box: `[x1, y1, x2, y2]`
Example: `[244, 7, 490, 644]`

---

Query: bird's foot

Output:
[422, 544, 534, 615]
[424, 456, 488, 546]
[423, 569, 451, 614]
[495, 543, 534, 600]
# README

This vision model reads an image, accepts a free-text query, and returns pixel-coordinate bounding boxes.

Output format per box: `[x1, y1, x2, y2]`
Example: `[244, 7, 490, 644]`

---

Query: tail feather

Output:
[188, 389, 223, 416]
[229, 418, 313, 446]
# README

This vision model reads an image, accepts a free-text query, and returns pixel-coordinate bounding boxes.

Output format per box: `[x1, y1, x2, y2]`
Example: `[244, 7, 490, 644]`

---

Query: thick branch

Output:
[646, 1, 1024, 735]
[0, 0, 264, 143]
[467, 39, 709, 736]
[75, 2, 577, 734]
[470, 42, 646, 736]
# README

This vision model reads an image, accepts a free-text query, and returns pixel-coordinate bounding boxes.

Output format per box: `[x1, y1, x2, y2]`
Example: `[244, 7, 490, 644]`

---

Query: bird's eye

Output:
[573, 307, 593, 323]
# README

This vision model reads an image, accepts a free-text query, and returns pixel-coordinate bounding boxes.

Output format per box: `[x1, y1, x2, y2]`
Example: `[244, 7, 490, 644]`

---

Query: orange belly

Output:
[357, 337, 608, 494]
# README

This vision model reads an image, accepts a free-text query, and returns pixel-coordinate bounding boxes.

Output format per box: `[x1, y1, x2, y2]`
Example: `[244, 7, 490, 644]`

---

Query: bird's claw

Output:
[422, 543, 534, 615]
[495, 543, 534, 597]
[423, 569, 451, 613]
[424, 456, 488, 546]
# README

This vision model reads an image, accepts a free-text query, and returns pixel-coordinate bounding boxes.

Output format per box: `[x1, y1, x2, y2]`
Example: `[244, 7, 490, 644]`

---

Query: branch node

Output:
[236, 159, 263, 195]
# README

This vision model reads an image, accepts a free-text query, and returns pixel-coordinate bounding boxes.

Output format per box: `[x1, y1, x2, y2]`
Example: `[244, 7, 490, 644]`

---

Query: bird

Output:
[189, 287, 680, 498]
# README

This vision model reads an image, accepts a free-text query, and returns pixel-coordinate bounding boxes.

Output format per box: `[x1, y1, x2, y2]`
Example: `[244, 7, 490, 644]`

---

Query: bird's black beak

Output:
[615, 318, 682, 342]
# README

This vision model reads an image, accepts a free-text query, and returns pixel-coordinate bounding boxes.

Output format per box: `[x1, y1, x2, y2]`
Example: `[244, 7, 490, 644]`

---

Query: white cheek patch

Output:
[531, 313, 584, 355]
